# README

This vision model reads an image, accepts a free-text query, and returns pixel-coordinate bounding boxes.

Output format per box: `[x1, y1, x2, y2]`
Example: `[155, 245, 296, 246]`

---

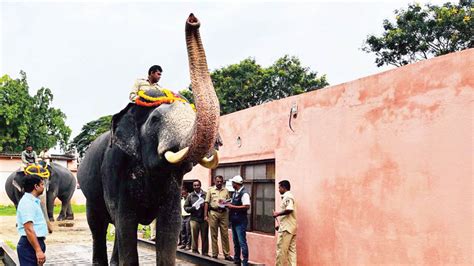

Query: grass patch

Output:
[0, 205, 16, 216]
[5, 240, 16, 250]
[52, 204, 86, 214]
[107, 224, 115, 242]
[0, 204, 86, 216]
[138, 224, 152, 239]
[105, 224, 151, 242]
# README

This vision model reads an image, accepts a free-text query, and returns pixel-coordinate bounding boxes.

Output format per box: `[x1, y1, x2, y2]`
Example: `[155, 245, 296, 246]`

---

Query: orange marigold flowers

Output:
[135, 89, 195, 111]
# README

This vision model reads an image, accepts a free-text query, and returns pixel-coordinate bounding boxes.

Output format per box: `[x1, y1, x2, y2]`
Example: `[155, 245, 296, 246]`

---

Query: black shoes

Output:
[211, 255, 218, 259]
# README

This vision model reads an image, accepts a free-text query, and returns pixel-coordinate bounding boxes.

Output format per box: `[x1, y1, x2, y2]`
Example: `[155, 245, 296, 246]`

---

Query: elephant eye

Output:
[150, 114, 161, 124]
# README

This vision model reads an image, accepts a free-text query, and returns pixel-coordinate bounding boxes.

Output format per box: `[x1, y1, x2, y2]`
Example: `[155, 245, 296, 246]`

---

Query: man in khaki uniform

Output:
[273, 180, 297, 266]
[129, 65, 162, 102]
[204, 175, 233, 261]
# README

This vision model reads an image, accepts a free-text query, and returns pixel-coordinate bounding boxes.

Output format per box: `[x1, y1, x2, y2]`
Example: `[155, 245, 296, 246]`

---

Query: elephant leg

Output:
[155, 177, 182, 265]
[110, 231, 119, 265]
[46, 192, 55, 222]
[86, 203, 109, 265]
[57, 200, 69, 221]
[66, 201, 74, 220]
[116, 199, 139, 265]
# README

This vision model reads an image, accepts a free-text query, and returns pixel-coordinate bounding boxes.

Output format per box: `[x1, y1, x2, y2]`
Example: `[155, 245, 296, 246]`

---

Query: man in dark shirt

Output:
[21, 145, 38, 171]
[225, 175, 251, 266]
[184, 180, 209, 256]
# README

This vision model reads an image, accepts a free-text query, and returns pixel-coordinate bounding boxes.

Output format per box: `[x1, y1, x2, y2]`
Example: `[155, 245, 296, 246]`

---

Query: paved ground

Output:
[0, 213, 195, 265]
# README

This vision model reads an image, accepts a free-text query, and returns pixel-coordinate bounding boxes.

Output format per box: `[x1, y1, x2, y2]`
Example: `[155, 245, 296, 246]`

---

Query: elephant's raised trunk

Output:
[183, 14, 220, 163]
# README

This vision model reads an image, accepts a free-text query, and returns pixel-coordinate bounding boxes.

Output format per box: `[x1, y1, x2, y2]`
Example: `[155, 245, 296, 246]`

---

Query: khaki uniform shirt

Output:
[279, 191, 297, 235]
[205, 186, 230, 209]
[129, 78, 162, 102]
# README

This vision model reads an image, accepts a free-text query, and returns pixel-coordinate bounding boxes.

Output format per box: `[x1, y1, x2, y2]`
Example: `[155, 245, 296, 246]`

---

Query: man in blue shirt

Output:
[16, 174, 48, 265]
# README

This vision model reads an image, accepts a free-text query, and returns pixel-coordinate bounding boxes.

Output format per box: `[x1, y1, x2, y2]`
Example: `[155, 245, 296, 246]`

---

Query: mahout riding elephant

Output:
[77, 14, 220, 265]
[5, 162, 77, 222]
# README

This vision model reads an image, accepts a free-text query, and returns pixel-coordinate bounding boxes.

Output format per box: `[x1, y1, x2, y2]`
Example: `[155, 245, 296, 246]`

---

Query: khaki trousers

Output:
[208, 210, 230, 256]
[276, 231, 297, 266]
[190, 220, 209, 255]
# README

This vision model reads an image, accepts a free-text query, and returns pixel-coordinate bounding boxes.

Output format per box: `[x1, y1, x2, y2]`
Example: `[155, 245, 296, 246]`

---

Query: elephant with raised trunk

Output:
[77, 14, 220, 265]
[5, 163, 77, 222]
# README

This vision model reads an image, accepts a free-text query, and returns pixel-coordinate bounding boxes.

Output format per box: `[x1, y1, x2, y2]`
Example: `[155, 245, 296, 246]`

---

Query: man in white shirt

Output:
[225, 175, 251, 266]
[38, 148, 51, 167]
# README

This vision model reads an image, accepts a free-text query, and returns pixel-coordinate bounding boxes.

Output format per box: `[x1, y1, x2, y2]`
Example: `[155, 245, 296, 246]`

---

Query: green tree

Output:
[178, 88, 194, 105]
[70, 115, 112, 157]
[27, 88, 71, 151]
[363, 0, 473, 67]
[0, 72, 71, 152]
[180, 55, 328, 115]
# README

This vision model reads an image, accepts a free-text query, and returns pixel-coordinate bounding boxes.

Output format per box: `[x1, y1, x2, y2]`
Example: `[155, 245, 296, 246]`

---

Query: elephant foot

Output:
[49, 217, 55, 222]
[66, 215, 74, 220]
[57, 215, 65, 221]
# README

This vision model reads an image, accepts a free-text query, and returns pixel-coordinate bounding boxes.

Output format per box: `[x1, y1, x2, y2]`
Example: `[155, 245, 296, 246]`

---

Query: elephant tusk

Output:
[199, 150, 219, 169]
[165, 147, 190, 164]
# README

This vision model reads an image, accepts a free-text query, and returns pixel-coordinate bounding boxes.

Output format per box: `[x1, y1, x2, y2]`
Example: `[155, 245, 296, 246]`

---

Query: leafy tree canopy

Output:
[180, 55, 328, 115]
[69, 115, 112, 158]
[363, 0, 473, 67]
[0, 71, 71, 153]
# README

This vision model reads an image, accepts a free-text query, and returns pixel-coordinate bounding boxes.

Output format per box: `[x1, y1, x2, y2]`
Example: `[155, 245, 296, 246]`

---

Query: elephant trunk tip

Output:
[186, 13, 200, 30]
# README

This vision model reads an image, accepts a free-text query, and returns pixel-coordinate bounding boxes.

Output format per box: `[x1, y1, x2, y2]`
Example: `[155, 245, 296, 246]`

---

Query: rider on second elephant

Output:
[20, 144, 38, 171]
[38, 148, 51, 168]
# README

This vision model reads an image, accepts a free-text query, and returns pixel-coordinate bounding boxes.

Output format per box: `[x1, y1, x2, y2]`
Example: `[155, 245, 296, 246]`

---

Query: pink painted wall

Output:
[185, 49, 473, 265]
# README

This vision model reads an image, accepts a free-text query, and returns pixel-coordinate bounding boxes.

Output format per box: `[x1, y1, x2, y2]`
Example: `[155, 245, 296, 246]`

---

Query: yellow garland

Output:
[138, 89, 187, 103]
[137, 89, 196, 111]
[25, 165, 50, 179]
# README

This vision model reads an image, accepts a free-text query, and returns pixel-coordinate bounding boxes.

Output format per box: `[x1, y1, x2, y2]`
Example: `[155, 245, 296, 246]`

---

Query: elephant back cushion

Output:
[135, 88, 194, 109]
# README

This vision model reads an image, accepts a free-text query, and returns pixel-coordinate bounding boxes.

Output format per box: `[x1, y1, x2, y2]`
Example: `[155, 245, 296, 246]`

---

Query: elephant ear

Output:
[111, 104, 141, 159]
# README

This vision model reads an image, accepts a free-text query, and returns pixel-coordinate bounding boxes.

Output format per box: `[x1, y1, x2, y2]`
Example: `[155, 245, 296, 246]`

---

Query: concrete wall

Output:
[185, 49, 473, 265]
[0, 158, 21, 204]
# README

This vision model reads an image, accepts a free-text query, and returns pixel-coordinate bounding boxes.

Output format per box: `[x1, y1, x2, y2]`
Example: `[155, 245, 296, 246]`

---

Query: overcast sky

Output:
[1, 0, 446, 150]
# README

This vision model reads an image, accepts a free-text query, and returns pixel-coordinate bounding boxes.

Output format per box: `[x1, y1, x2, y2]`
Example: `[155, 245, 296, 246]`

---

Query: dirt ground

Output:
[0, 213, 92, 246]
[0, 214, 196, 265]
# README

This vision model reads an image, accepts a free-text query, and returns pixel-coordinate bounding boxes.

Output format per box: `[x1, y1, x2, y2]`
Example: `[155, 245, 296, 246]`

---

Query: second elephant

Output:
[5, 162, 77, 221]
